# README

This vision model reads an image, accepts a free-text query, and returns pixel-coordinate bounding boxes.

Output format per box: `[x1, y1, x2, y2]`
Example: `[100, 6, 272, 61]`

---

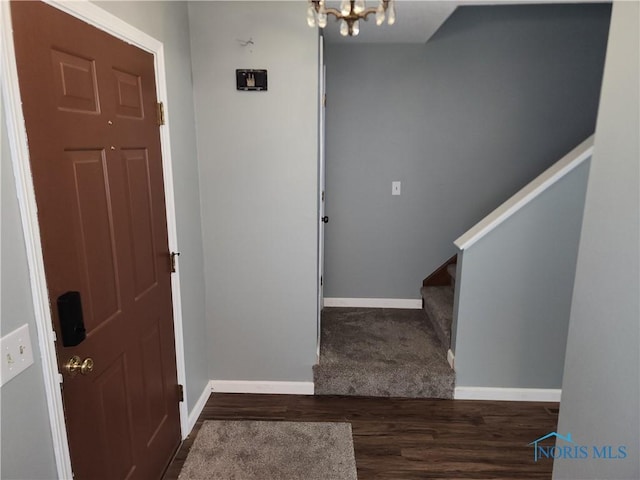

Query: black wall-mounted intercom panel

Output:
[236, 69, 268, 91]
[57, 291, 87, 347]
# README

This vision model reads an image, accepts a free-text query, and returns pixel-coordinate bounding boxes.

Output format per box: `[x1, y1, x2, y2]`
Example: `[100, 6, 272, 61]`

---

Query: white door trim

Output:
[1, 2, 188, 478]
[316, 33, 325, 362]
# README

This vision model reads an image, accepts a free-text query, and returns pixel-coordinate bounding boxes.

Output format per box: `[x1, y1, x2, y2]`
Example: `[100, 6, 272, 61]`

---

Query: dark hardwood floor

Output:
[163, 393, 559, 479]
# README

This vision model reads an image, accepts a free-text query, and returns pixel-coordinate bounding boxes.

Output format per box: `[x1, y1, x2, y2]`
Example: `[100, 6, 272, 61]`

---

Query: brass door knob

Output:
[64, 356, 94, 376]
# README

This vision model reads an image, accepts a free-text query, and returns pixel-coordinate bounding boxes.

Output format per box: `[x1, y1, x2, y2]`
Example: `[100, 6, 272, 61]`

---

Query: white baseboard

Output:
[184, 381, 557, 436]
[185, 380, 213, 437]
[323, 298, 422, 309]
[454, 386, 561, 402]
[447, 349, 455, 370]
[211, 380, 315, 395]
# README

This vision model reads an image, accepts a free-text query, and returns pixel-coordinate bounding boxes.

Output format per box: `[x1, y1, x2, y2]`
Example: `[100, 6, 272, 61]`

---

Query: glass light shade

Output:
[317, 11, 327, 28]
[352, 19, 360, 36]
[354, 0, 365, 14]
[387, 0, 396, 25]
[339, 19, 349, 36]
[340, 0, 350, 16]
[307, 5, 317, 27]
[375, 3, 385, 25]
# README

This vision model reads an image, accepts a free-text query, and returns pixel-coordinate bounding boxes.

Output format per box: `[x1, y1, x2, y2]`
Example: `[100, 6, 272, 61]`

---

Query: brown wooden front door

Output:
[10, 2, 181, 478]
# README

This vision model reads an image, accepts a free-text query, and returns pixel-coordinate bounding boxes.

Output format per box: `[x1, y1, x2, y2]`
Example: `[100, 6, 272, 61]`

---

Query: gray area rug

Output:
[178, 420, 358, 480]
[314, 308, 455, 398]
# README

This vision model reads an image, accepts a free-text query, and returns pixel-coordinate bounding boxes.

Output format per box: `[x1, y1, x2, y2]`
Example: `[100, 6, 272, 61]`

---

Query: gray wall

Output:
[94, 0, 209, 413]
[554, 3, 639, 478]
[324, 4, 610, 299]
[454, 158, 591, 388]
[188, 2, 319, 381]
[1, 2, 208, 477]
[1, 101, 57, 480]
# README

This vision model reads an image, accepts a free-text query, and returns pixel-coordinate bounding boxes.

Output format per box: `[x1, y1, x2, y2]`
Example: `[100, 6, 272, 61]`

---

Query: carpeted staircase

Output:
[313, 307, 455, 399]
[314, 260, 458, 399]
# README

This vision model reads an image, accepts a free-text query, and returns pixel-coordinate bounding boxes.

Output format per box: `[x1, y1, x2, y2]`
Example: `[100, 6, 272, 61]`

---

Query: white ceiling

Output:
[321, 0, 606, 44]
[322, 1, 459, 44]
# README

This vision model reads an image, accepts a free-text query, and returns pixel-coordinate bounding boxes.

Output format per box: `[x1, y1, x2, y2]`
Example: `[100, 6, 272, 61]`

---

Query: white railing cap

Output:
[455, 135, 594, 251]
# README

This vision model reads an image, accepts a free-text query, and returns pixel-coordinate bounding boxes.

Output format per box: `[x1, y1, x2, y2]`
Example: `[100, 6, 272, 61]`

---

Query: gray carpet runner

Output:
[313, 308, 455, 399]
[421, 285, 454, 349]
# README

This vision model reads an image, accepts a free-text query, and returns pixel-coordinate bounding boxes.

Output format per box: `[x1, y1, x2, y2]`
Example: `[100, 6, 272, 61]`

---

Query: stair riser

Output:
[423, 305, 450, 349]
[446, 264, 457, 289]
[313, 365, 455, 399]
[420, 285, 454, 350]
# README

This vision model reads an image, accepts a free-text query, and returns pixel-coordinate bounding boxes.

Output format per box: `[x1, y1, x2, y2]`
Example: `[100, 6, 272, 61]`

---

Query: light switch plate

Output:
[1, 324, 35, 386]
[392, 181, 401, 196]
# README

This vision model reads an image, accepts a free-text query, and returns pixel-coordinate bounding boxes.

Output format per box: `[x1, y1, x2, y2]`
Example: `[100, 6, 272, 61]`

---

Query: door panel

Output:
[11, 2, 181, 479]
[141, 324, 169, 439]
[69, 149, 121, 329]
[97, 357, 136, 479]
[122, 148, 158, 297]
[51, 49, 101, 114]
[114, 69, 144, 119]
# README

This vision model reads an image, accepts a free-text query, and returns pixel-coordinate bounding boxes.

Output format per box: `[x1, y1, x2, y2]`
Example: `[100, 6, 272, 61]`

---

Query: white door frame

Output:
[0, 1, 189, 478]
[316, 34, 326, 360]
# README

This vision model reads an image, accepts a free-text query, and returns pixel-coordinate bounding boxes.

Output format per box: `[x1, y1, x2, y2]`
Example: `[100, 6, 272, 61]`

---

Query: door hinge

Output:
[321, 191, 325, 202]
[170, 251, 180, 273]
[323, 94, 326, 107]
[156, 102, 165, 126]
[178, 384, 184, 402]
[321, 276, 323, 286]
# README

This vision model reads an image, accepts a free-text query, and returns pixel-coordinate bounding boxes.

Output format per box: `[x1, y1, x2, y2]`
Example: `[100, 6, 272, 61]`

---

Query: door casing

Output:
[317, 33, 326, 361]
[0, 1, 188, 477]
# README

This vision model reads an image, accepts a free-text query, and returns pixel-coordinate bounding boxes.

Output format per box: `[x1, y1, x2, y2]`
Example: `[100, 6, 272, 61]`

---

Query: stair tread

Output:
[420, 286, 454, 349]
[447, 263, 457, 280]
[314, 308, 455, 399]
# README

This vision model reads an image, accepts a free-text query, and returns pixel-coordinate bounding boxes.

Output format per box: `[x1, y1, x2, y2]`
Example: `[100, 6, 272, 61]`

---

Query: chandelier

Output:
[307, 0, 396, 37]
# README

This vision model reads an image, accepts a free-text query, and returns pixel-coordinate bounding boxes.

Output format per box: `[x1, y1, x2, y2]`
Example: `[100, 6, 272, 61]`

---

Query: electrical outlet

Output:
[1, 324, 34, 386]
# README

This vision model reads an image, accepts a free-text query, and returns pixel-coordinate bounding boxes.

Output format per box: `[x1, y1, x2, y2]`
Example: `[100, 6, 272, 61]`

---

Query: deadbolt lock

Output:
[64, 356, 94, 376]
